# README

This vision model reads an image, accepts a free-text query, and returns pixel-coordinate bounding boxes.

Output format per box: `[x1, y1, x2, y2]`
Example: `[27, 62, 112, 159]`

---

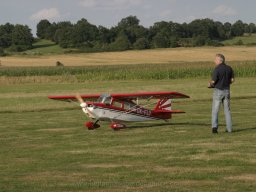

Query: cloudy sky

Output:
[1, 0, 255, 35]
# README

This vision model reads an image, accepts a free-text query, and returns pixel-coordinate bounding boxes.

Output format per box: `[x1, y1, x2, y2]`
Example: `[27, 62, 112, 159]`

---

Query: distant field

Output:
[1, 46, 256, 67]
[222, 34, 256, 45]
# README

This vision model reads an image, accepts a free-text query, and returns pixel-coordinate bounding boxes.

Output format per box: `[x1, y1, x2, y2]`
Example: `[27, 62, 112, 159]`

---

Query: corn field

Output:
[0, 61, 255, 81]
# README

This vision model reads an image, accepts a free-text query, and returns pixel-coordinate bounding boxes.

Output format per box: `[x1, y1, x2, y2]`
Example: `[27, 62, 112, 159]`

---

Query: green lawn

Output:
[22, 39, 76, 55]
[0, 78, 255, 191]
[222, 34, 256, 46]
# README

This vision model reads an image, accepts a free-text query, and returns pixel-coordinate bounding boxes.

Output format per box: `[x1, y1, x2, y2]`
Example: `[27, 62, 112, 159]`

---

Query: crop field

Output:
[0, 50, 256, 191]
[1, 46, 256, 67]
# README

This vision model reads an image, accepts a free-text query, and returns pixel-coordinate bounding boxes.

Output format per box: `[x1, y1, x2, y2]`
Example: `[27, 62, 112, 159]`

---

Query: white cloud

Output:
[30, 8, 60, 21]
[80, 0, 144, 10]
[213, 5, 237, 16]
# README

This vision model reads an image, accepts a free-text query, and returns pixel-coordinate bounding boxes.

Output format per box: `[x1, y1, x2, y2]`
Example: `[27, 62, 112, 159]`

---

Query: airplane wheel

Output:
[110, 123, 126, 131]
[85, 122, 100, 130]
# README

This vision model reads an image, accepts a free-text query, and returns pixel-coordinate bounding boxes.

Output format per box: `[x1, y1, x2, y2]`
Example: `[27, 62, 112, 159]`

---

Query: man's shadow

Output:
[233, 127, 256, 133]
[128, 123, 256, 133]
[128, 122, 211, 129]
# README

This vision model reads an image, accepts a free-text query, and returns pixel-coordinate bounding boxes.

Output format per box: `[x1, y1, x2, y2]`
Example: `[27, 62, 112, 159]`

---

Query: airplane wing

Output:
[48, 92, 189, 102]
[48, 94, 101, 102]
[110, 92, 190, 101]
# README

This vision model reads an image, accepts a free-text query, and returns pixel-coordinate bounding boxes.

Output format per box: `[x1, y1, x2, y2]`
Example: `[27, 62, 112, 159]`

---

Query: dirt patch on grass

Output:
[153, 166, 231, 174]
[37, 128, 76, 132]
[225, 174, 256, 181]
[22, 171, 88, 182]
[81, 163, 133, 169]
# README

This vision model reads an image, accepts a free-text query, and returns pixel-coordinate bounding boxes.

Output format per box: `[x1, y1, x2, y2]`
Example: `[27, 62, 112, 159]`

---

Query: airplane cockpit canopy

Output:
[97, 94, 112, 105]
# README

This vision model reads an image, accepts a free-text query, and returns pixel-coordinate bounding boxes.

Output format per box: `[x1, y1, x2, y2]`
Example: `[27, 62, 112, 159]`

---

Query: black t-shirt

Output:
[212, 63, 234, 90]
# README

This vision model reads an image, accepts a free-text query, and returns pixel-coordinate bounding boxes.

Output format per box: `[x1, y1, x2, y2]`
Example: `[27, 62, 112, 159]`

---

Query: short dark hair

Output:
[216, 54, 225, 63]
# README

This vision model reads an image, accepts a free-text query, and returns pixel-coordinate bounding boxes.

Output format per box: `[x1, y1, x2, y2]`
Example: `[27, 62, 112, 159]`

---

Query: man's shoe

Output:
[212, 128, 218, 134]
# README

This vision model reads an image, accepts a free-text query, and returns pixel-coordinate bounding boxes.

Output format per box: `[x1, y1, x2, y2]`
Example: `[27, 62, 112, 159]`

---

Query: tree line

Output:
[0, 23, 33, 55]
[1, 16, 256, 54]
[36, 16, 256, 51]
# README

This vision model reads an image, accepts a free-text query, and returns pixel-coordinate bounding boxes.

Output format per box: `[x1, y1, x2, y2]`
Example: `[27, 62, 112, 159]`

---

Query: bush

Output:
[152, 33, 170, 48]
[7, 45, 30, 52]
[234, 39, 244, 45]
[109, 34, 131, 51]
[206, 40, 224, 47]
[192, 35, 208, 46]
[133, 38, 149, 50]
[0, 47, 6, 56]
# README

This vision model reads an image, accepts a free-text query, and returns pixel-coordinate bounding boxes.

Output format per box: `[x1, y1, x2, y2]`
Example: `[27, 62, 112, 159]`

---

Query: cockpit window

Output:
[97, 94, 112, 105]
[123, 101, 136, 110]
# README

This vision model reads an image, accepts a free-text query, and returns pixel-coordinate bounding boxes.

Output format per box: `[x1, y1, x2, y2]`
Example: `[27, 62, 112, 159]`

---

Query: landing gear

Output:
[85, 121, 100, 130]
[110, 123, 126, 131]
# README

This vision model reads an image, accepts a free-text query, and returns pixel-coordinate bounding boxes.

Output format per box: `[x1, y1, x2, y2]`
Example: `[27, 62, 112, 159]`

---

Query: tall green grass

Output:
[0, 61, 255, 81]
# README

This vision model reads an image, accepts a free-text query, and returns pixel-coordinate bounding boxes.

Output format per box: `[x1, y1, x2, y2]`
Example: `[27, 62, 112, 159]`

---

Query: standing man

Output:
[208, 54, 235, 134]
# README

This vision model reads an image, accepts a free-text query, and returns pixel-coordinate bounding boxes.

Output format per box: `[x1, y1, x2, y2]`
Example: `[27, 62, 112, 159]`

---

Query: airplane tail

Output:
[154, 99, 172, 111]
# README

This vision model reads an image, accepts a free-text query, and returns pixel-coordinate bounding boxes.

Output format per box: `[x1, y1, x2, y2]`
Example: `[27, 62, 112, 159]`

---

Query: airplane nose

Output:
[80, 102, 87, 108]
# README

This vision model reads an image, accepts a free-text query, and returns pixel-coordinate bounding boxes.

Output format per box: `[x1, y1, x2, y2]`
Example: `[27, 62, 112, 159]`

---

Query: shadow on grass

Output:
[128, 122, 211, 129]
[233, 127, 256, 133]
[33, 43, 56, 49]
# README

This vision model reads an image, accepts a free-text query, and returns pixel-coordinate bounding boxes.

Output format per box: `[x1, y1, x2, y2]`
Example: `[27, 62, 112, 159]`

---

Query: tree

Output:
[248, 23, 256, 33]
[215, 21, 226, 39]
[11, 24, 33, 51]
[36, 20, 52, 39]
[0, 23, 14, 48]
[117, 16, 140, 29]
[70, 18, 99, 48]
[54, 27, 73, 48]
[188, 19, 218, 39]
[152, 32, 170, 48]
[223, 22, 232, 38]
[53, 21, 73, 46]
[231, 20, 244, 36]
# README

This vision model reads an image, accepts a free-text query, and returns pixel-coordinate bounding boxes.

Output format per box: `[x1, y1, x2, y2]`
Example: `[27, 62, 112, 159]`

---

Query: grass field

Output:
[222, 34, 256, 46]
[0, 77, 256, 191]
[1, 46, 256, 67]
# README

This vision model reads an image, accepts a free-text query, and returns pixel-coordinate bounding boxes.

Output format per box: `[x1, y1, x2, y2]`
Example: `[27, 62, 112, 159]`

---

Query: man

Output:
[208, 54, 235, 134]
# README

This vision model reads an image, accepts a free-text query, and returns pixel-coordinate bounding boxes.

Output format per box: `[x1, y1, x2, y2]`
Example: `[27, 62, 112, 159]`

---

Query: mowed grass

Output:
[222, 34, 256, 46]
[1, 46, 256, 67]
[0, 78, 256, 192]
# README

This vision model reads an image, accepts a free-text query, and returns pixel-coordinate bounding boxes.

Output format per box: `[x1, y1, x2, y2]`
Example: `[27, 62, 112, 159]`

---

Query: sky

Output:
[0, 0, 256, 36]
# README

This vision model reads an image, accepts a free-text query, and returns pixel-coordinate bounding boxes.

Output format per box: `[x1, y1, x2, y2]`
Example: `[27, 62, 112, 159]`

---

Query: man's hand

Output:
[208, 81, 215, 88]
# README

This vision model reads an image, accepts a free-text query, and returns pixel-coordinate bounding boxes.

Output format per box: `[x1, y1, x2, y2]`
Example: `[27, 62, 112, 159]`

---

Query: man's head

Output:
[215, 54, 225, 65]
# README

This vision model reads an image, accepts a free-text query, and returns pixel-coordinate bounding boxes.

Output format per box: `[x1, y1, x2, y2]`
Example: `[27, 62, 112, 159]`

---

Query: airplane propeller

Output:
[75, 93, 100, 130]
[75, 93, 87, 108]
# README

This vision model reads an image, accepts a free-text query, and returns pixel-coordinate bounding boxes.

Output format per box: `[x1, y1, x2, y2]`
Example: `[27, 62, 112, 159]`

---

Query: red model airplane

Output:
[48, 92, 190, 130]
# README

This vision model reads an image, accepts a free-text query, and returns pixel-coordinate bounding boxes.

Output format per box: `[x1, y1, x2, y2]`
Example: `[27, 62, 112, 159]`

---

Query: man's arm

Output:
[208, 68, 218, 88]
[208, 80, 215, 88]
[230, 68, 235, 84]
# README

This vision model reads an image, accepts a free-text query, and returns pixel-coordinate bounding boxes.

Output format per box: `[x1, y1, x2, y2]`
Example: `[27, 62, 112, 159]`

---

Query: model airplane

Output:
[48, 92, 190, 130]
